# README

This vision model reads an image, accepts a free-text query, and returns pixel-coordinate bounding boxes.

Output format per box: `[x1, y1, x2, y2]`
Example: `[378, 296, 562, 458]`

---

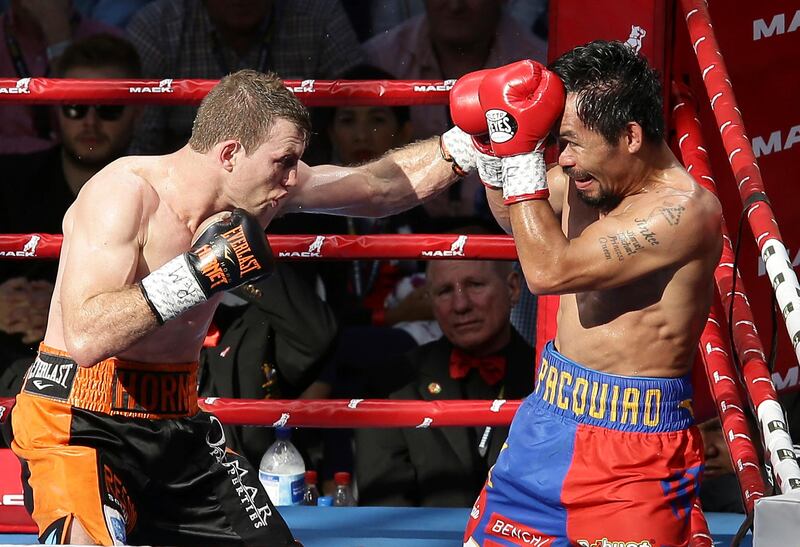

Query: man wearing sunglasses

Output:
[0, 33, 141, 409]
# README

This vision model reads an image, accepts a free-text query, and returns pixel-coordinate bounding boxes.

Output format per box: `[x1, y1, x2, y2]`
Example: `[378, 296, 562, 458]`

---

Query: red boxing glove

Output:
[450, 69, 491, 135]
[440, 70, 502, 187]
[478, 60, 565, 204]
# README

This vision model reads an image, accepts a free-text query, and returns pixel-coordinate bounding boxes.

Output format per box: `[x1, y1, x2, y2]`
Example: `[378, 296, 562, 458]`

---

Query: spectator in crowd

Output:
[355, 259, 535, 507]
[73, 0, 153, 28]
[325, 66, 413, 168]
[363, 0, 546, 221]
[506, 0, 549, 41]
[0, 0, 121, 154]
[125, 0, 365, 155]
[0, 33, 141, 388]
[199, 263, 339, 471]
[363, 0, 546, 141]
[697, 417, 746, 513]
[311, 64, 426, 327]
[345, 0, 424, 42]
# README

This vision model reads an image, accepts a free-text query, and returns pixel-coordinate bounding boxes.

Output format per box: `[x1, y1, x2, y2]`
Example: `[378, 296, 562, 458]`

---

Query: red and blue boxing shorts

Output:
[464, 341, 703, 547]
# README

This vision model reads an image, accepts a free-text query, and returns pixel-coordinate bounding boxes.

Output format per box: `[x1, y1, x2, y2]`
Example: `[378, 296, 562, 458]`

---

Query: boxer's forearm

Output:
[362, 137, 459, 215]
[509, 200, 570, 295]
[63, 286, 159, 367]
[486, 188, 512, 234]
[288, 138, 459, 217]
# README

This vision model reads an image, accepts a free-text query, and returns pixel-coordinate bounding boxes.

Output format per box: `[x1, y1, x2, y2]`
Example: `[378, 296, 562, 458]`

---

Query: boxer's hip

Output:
[464, 342, 702, 545]
[17, 343, 199, 419]
[528, 340, 694, 433]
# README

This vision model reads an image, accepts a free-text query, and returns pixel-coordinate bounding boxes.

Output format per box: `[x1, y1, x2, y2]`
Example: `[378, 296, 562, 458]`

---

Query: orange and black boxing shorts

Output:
[11, 345, 298, 546]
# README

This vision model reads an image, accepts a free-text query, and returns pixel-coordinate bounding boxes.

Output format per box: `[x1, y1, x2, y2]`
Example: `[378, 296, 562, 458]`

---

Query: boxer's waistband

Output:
[529, 341, 694, 432]
[21, 344, 199, 419]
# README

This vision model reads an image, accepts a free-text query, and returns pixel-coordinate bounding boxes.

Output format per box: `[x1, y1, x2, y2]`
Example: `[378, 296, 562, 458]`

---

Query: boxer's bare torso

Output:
[43, 116, 306, 364]
[43, 125, 453, 366]
[491, 95, 723, 379]
[45, 156, 233, 363]
[552, 165, 722, 377]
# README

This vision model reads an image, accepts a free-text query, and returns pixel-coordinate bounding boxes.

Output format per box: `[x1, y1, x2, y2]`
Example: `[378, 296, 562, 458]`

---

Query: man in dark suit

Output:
[199, 262, 339, 469]
[356, 259, 535, 507]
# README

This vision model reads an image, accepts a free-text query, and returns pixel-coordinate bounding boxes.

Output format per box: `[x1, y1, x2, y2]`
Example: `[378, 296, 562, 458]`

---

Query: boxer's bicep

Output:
[557, 199, 697, 291]
[60, 179, 144, 322]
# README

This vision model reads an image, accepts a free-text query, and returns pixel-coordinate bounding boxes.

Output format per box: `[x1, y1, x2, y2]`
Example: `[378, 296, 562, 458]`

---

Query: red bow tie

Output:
[449, 348, 506, 386]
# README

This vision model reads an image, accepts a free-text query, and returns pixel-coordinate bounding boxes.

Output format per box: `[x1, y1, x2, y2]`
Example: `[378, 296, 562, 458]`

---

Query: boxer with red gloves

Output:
[440, 69, 503, 188]
[478, 59, 565, 203]
[464, 42, 723, 546]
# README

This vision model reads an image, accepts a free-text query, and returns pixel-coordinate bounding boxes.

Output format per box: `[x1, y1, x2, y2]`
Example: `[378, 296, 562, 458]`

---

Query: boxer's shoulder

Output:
[67, 160, 161, 242]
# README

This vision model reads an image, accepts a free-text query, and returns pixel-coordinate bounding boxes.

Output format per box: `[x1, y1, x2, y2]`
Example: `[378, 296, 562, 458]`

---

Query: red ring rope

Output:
[0, 78, 452, 106]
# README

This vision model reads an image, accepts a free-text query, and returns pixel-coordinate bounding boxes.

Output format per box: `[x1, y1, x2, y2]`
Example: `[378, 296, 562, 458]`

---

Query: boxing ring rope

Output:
[699, 303, 767, 512]
[0, 233, 519, 261]
[0, 396, 518, 429]
[0, 78, 451, 107]
[673, 83, 800, 499]
[682, 0, 800, 370]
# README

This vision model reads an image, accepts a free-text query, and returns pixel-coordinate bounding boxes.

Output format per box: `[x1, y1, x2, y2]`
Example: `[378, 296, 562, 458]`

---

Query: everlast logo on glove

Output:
[191, 224, 263, 290]
[486, 109, 517, 144]
[222, 225, 262, 276]
[193, 244, 229, 289]
[139, 208, 275, 323]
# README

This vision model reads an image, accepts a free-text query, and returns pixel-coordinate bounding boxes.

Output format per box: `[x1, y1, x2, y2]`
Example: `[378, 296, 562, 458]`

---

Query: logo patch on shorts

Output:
[23, 354, 77, 401]
[485, 513, 553, 545]
[576, 540, 653, 547]
[103, 505, 127, 545]
[111, 368, 192, 415]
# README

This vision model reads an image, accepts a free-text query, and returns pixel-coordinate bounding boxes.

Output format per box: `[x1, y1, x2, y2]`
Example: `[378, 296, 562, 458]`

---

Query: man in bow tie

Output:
[355, 259, 535, 507]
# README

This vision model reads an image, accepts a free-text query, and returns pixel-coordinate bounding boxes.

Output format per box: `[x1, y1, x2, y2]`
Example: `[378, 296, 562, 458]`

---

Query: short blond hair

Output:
[189, 69, 311, 154]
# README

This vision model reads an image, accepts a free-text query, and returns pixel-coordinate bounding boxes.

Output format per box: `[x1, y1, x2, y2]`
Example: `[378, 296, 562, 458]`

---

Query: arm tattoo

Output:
[598, 230, 645, 261]
[652, 204, 686, 226]
[634, 217, 660, 246]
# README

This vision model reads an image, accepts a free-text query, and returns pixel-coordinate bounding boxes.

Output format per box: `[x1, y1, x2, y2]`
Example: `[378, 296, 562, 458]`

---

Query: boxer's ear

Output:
[623, 122, 643, 154]
[218, 140, 241, 172]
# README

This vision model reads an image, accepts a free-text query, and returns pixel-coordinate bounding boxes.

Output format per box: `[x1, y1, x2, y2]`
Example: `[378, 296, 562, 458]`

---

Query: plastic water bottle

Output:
[302, 470, 320, 506]
[317, 495, 333, 507]
[332, 471, 356, 506]
[259, 427, 305, 506]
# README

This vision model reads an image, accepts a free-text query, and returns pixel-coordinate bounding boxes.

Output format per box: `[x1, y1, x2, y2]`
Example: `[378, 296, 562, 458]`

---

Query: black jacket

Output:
[356, 329, 535, 507]
[199, 263, 338, 467]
